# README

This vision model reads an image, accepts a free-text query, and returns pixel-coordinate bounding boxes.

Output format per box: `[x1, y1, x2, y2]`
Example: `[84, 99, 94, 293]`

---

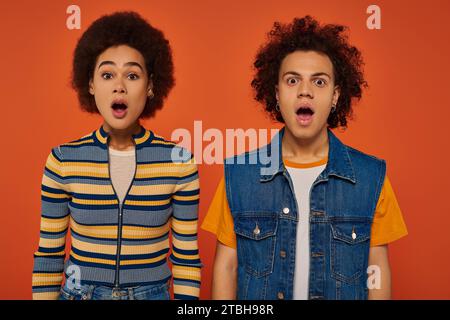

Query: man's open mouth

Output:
[295, 106, 314, 126]
[296, 106, 314, 116]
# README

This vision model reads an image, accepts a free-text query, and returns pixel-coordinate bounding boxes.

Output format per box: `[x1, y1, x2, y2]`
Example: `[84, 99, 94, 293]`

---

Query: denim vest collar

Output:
[260, 127, 356, 184]
[92, 125, 154, 149]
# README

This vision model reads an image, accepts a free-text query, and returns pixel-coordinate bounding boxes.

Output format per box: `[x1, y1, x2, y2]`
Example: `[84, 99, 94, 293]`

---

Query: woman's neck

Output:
[102, 121, 141, 151]
[282, 127, 329, 163]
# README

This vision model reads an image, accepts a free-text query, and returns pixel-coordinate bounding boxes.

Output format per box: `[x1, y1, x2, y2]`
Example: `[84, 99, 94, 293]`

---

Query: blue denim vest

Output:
[224, 127, 386, 300]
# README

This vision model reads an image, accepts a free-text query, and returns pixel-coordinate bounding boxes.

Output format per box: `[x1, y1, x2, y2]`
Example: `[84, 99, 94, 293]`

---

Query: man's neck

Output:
[282, 127, 329, 163]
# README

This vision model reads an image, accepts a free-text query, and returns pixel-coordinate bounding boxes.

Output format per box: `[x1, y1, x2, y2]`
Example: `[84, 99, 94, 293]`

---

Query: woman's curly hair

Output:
[251, 15, 368, 128]
[72, 11, 174, 118]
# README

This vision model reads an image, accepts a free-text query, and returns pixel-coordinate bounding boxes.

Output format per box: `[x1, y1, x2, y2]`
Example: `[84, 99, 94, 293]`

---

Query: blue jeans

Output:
[58, 281, 171, 300]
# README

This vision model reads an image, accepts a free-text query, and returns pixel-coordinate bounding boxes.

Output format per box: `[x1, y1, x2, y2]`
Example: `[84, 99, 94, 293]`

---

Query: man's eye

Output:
[101, 72, 113, 80]
[314, 79, 327, 87]
[287, 78, 298, 85]
[128, 73, 139, 80]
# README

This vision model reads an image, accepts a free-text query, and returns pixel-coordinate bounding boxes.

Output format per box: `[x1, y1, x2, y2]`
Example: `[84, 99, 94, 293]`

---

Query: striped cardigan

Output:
[32, 126, 201, 300]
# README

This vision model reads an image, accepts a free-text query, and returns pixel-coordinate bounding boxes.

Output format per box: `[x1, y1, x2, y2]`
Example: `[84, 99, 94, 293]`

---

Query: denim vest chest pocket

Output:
[234, 214, 278, 278]
[330, 217, 371, 284]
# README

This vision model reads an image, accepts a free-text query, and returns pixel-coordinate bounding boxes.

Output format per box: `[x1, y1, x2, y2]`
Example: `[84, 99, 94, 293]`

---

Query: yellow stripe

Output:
[70, 251, 116, 265]
[34, 251, 65, 257]
[135, 130, 151, 144]
[172, 194, 199, 202]
[120, 253, 166, 266]
[70, 220, 118, 239]
[124, 199, 171, 206]
[41, 191, 69, 199]
[174, 285, 200, 297]
[64, 139, 95, 146]
[172, 237, 198, 250]
[71, 198, 118, 206]
[64, 162, 108, 168]
[32, 292, 60, 300]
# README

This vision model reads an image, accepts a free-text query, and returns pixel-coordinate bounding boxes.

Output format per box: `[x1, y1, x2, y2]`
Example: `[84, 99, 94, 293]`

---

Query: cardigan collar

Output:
[93, 124, 154, 148]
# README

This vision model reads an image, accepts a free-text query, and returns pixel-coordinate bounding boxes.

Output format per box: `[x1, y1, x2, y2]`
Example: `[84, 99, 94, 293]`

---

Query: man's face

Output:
[89, 45, 151, 130]
[276, 50, 340, 140]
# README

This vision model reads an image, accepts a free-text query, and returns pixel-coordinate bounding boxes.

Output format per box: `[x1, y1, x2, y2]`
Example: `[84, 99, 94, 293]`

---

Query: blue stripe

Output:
[174, 294, 198, 300]
[122, 203, 171, 211]
[40, 229, 68, 236]
[72, 193, 117, 200]
[38, 245, 66, 253]
[174, 189, 199, 196]
[172, 199, 199, 206]
[71, 246, 170, 261]
[171, 229, 197, 238]
[119, 258, 167, 270]
[51, 149, 62, 162]
[69, 255, 116, 270]
[173, 278, 201, 285]
[170, 256, 202, 266]
[69, 202, 118, 210]
[42, 196, 70, 203]
[41, 185, 68, 195]
[126, 194, 171, 201]
[172, 246, 199, 255]
[32, 285, 61, 290]
[61, 159, 108, 164]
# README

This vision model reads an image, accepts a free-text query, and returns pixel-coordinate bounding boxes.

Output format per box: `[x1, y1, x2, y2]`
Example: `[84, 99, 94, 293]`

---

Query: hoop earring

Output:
[148, 90, 154, 99]
[331, 104, 336, 113]
[276, 101, 280, 112]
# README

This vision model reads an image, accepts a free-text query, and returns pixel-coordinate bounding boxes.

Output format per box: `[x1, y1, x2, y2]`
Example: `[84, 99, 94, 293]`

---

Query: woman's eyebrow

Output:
[98, 61, 144, 71]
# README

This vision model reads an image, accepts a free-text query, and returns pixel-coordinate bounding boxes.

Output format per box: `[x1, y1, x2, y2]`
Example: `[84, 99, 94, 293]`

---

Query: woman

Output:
[32, 11, 201, 300]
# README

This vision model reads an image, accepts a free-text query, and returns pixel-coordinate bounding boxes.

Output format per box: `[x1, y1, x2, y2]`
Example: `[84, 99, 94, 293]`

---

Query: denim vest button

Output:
[277, 292, 285, 300]
[253, 224, 260, 235]
[283, 207, 290, 214]
[280, 250, 286, 258]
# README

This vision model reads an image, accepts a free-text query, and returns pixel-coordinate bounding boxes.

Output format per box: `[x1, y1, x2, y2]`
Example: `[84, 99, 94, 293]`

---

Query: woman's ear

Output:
[89, 79, 94, 95]
[275, 85, 279, 101]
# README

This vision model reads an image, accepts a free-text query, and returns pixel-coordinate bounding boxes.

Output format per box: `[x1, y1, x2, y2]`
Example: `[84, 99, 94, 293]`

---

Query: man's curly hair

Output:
[72, 11, 174, 118]
[251, 15, 368, 128]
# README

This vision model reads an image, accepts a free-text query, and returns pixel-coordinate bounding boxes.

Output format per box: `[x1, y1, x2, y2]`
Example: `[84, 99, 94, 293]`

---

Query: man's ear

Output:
[89, 79, 94, 95]
[333, 85, 340, 105]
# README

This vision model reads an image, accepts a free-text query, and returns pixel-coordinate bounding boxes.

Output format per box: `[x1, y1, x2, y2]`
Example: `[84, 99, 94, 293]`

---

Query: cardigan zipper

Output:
[107, 138, 138, 288]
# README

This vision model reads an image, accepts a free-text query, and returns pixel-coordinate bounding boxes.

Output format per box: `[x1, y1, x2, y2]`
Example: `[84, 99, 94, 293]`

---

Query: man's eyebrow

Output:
[98, 61, 144, 71]
[281, 71, 331, 79]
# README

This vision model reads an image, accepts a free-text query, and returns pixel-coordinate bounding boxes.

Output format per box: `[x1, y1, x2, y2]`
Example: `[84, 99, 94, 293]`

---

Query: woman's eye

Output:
[287, 78, 298, 85]
[314, 78, 327, 87]
[128, 73, 139, 80]
[101, 72, 113, 80]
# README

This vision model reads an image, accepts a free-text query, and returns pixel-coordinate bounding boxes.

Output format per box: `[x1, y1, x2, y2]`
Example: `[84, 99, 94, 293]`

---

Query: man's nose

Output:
[297, 80, 313, 98]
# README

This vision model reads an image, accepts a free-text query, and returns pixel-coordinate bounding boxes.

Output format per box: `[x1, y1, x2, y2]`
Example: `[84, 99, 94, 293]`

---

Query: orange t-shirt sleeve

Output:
[370, 175, 408, 247]
[201, 176, 237, 249]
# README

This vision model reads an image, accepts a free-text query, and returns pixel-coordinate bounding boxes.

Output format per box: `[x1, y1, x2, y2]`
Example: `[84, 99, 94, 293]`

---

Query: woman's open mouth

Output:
[111, 102, 128, 119]
[296, 106, 314, 126]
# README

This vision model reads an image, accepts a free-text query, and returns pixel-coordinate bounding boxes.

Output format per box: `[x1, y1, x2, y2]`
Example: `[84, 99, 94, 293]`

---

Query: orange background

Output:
[0, 0, 449, 299]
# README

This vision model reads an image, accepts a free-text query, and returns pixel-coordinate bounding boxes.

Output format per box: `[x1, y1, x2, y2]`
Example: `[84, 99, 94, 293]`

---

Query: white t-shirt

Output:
[285, 159, 327, 300]
[108, 147, 136, 204]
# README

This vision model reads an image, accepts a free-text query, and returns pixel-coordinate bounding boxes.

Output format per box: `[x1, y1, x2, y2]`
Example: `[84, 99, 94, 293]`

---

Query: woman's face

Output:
[89, 45, 152, 131]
